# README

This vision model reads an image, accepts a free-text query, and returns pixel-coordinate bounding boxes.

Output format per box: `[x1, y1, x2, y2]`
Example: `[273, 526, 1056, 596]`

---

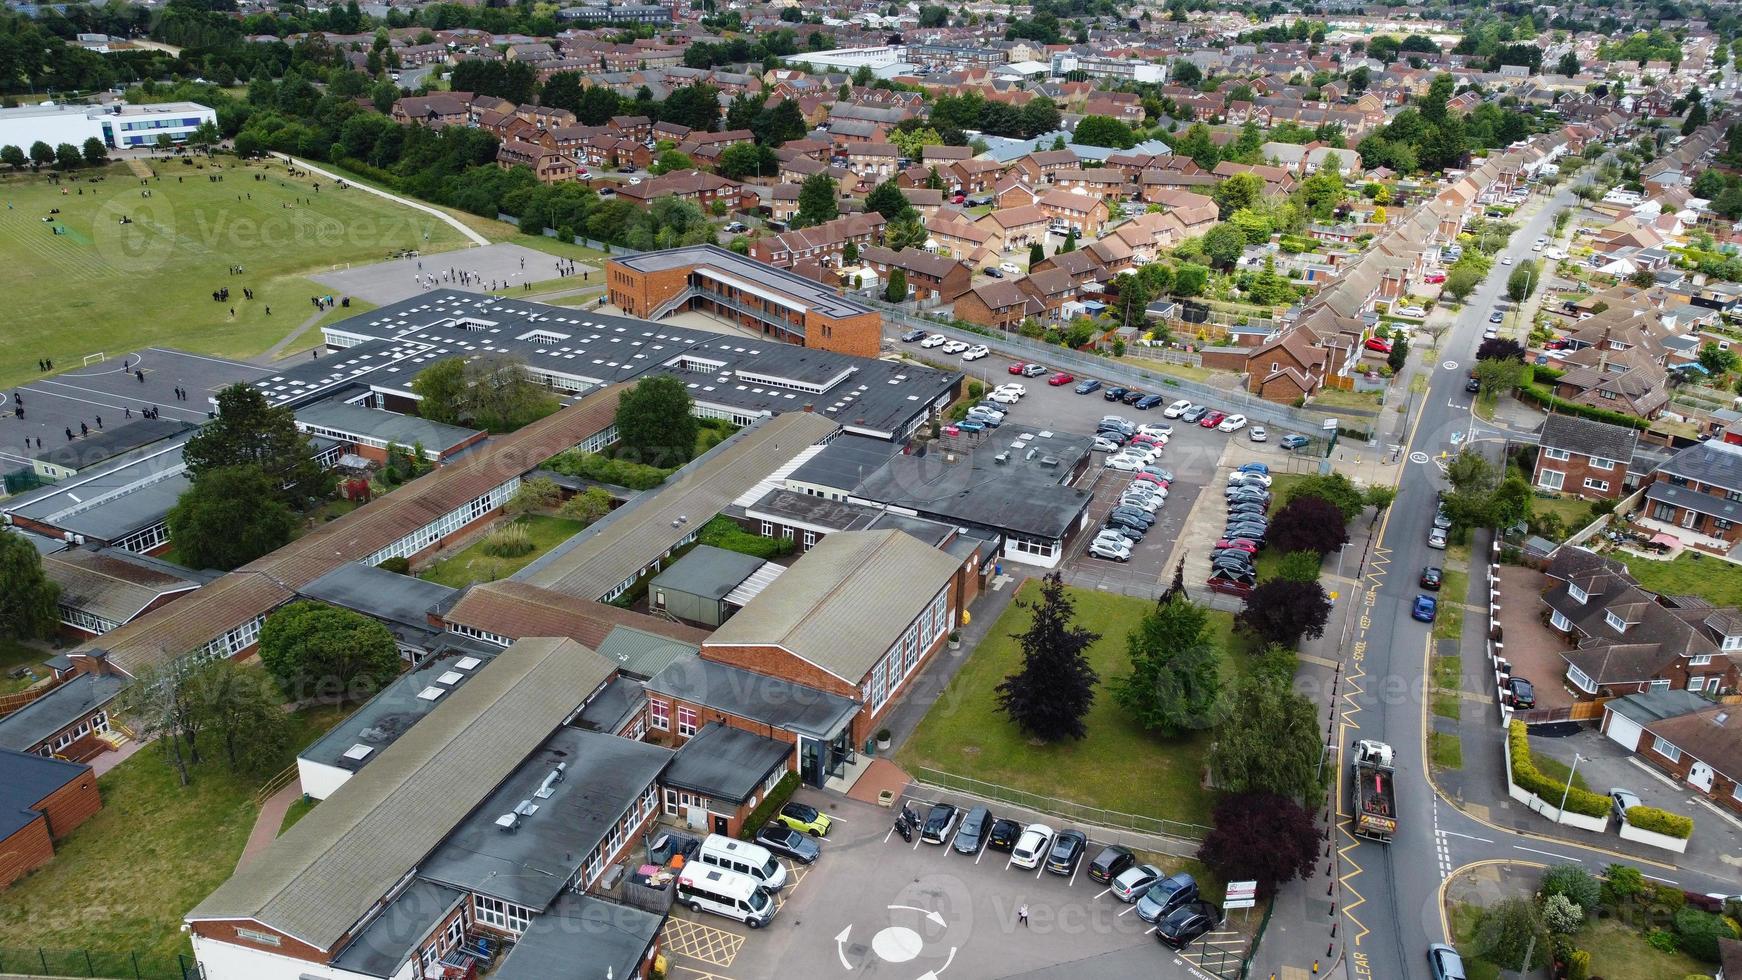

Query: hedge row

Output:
[1508, 721, 1612, 818]
[1623, 804, 1695, 839]
[698, 515, 796, 559]
[738, 772, 801, 840]
[1514, 378, 1650, 431]
[543, 450, 673, 491]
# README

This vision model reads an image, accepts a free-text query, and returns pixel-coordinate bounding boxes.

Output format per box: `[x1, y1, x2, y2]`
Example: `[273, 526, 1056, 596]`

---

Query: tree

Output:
[1556, 51, 1579, 77]
[0, 532, 59, 641]
[1197, 792, 1319, 898]
[1209, 670, 1327, 809]
[866, 179, 912, 222]
[0, 145, 24, 170]
[649, 149, 695, 175]
[1443, 265, 1483, 302]
[1683, 100, 1709, 137]
[167, 466, 298, 571]
[1283, 472, 1365, 524]
[1387, 333, 1409, 372]
[411, 359, 467, 425]
[410, 355, 556, 433]
[1474, 898, 1549, 972]
[1363, 485, 1397, 527]
[795, 171, 838, 228]
[1477, 338, 1526, 362]
[54, 142, 82, 170]
[259, 601, 403, 703]
[884, 267, 908, 302]
[1673, 907, 1736, 962]
[1506, 259, 1540, 302]
[1058, 229, 1077, 253]
[192, 661, 291, 777]
[617, 375, 698, 467]
[1171, 60, 1202, 87]
[1541, 894, 1583, 934]
[1698, 342, 1740, 376]
[1540, 864, 1601, 917]
[1202, 224, 1246, 270]
[1269, 494, 1351, 557]
[1172, 263, 1208, 296]
[1237, 578, 1332, 649]
[119, 662, 205, 786]
[1029, 241, 1045, 267]
[1443, 448, 1500, 528]
[506, 475, 561, 516]
[184, 384, 329, 505]
[1274, 550, 1324, 583]
[1474, 357, 1524, 396]
[995, 573, 1101, 742]
[559, 486, 614, 524]
[884, 216, 927, 251]
[1213, 171, 1263, 218]
[1110, 591, 1223, 735]
[28, 141, 54, 170]
[718, 142, 770, 180]
[1072, 115, 1137, 150]
[81, 137, 108, 166]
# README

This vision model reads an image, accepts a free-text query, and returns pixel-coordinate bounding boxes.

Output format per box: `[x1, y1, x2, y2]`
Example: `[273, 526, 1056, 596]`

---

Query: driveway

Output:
[1493, 565, 1575, 712]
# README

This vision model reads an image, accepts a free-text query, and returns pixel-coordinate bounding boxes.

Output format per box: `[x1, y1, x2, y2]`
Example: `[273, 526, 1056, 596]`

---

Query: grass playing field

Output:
[0, 157, 471, 391]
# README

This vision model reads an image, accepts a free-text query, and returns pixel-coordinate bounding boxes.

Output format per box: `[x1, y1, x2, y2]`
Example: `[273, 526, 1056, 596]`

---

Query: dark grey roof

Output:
[574, 674, 646, 733]
[1659, 439, 1742, 490]
[23, 416, 194, 471]
[1646, 481, 1742, 523]
[787, 434, 904, 493]
[295, 400, 481, 454]
[492, 893, 662, 980]
[0, 674, 127, 751]
[648, 546, 767, 602]
[1538, 414, 1639, 464]
[329, 881, 465, 979]
[851, 425, 1094, 539]
[417, 727, 671, 909]
[0, 749, 89, 839]
[1607, 689, 1716, 725]
[646, 655, 859, 739]
[298, 564, 458, 633]
[662, 722, 792, 804]
[594, 626, 699, 681]
[298, 640, 505, 774]
[742, 488, 883, 533]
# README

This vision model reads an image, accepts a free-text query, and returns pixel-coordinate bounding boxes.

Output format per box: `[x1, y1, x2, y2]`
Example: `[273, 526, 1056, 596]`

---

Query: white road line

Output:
[1095, 886, 1113, 900]
[1118, 904, 1138, 916]
[1440, 831, 1495, 843]
[1513, 845, 1582, 862]
[1642, 873, 1681, 885]
[1145, 925, 1158, 935]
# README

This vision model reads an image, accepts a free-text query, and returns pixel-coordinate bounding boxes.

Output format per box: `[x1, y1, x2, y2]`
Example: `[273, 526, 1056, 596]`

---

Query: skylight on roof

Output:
[436, 671, 464, 685]
[454, 657, 481, 670]
[417, 686, 445, 701]
[343, 744, 373, 761]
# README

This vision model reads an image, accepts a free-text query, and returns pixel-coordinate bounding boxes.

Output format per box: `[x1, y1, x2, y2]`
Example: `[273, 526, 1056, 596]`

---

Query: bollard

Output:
[1325, 861, 1333, 877]
[1313, 960, 1320, 975]
[1327, 879, 1335, 895]
[1329, 903, 1336, 917]
[1331, 920, 1338, 936]
[1327, 942, 1335, 957]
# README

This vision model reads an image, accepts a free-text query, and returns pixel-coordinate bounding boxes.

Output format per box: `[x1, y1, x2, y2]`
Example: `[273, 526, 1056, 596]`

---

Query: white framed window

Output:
[649, 699, 670, 730]
[1649, 679, 1671, 691]
[1544, 447, 1571, 461]
[1538, 469, 1565, 490]
[1567, 583, 1588, 604]
[1691, 653, 1715, 666]
[1604, 610, 1628, 633]
[1589, 456, 1615, 471]
[677, 705, 697, 737]
[1653, 736, 1682, 762]
[1550, 609, 1572, 631]
[1568, 665, 1596, 693]
[474, 896, 532, 934]
[1583, 478, 1609, 493]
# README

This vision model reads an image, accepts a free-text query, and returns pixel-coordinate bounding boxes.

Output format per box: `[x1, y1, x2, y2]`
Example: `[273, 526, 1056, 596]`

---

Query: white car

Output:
[1531, 243, 1543, 252]
[942, 340, 969, 354]
[1395, 306, 1426, 318]
[1501, 256, 1513, 265]
[1122, 444, 1163, 463]
[1105, 454, 1144, 471]
[1091, 436, 1123, 453]
[994, 384, 1026, 398]
[1126, 481, 1166, 499]
[1000, 261, 1021, 276]
[987, 389, 1022, 405]
[1093, 529, 1134, 550]
[1010, 824, 1055, 869]
[1137, 423, 1174, 438]
[1162, 399, 1193, 418]
[921, 334, 948, 348]
[1088, 538, 1132, 562]
[1101, 414, 1133, 428]
[1249, 426, 1267, 442]
[962, 345, 990, 360]
[1228, 470, 1272, 487]
[1217, 414, 1247, 433]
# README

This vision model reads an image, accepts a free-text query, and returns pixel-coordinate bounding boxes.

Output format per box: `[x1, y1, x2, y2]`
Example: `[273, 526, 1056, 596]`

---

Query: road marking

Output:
[1118, 903, 1139, 916]
[1410, 451, 1429, 464]
[1642, 872, 1681, 885]
[1440, 830, 1494, 843]
[1513, 845, 1582, 862]
[1442, 361, 1458, 371]
[661, 918, 746, 968]
[1095, 886, 1113, 899]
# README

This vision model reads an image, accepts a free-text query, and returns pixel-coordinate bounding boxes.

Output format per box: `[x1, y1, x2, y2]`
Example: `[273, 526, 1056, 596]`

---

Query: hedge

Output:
[1624, 804, 1695, 839]
[543, 449, 673, 491]
[698, 515, 796, 559]
[1515, 376, 1650, 431]
[1508, 721, 1611, 818]
[738, 772, 802, 840]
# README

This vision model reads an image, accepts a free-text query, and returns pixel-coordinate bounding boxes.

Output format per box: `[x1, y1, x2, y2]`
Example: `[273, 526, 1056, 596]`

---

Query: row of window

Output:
[649, 700, 698, 737]
[298, 424, 443, 457]
[39, 712, 109, 756]
[577, 784, 658, 890]
[448, 623, 512, 647]
[863, 590, 950, 713]
[59, 605, 119, 635]
[473, 896, 534, 934]
[1541, 447, 1617, 469]
[365, 481, 515, 566]
[191, 614, 265, 665]
[116, 522, 170, 554]
[418, 903, 469, 971]
[1535, 469, 1608, 494]
[1664, 474, 1742, 502]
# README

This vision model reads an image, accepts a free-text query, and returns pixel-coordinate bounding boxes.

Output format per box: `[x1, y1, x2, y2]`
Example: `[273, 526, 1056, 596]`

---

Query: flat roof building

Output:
[0, 100, 217, 150]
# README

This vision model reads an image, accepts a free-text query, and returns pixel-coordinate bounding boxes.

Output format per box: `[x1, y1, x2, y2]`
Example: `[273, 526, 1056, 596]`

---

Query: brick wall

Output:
[1533, 452, 1627, 499]
[805, 309, 882, 359]
[698, 644, 858, 699]
[33, 768, 100, 839]
[189, 920, 335, 964]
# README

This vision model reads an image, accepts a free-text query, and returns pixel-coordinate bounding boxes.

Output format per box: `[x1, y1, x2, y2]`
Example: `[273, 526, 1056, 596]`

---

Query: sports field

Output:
[0, 157, 471, 391]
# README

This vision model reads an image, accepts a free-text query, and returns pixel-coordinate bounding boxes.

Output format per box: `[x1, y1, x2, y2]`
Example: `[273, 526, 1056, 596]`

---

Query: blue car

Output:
[1412, 594, 1438, 622]
[1135, 393, 1167, 410]
[956, 419, 986, 433]
[1236, 462, 1270, 475]
[1075, 379, 1102, 395]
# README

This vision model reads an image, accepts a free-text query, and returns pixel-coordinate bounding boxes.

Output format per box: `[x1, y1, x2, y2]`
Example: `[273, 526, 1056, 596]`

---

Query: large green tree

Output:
[258, 601, 403, 703]
[616, 375, 698, 468]
[995, 573, 1101, 742]
[167, 465, 298, 571]
[183, 384, 330, 505]
[1208, 668, 1328, 809]
[0, 532, 60, 641]
[192, 660, 292, 777]
[1110, 584, 1223, 736]
[411, 355, 557, 433]
[795, 171, 839, 228]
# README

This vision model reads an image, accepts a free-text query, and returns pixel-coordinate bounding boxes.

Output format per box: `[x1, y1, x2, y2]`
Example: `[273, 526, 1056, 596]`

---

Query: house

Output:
[1009, 148, 1081, 184]
[748, 213, 886, 271]
[1532, 415, 1638, 500]
[391, 92, 475, 128]
[659, 721, 793, 837]
[926, 212, 994, 262]
[954, 279, 1041, 330]
[0, 750, 100, 888]
[1050, 169, 1131, 203]
[615, 170, 741, 211]
[1641, 439, 1742, 550]
[856, 245, 973, 301]
[1638, 705, 1742, 816]
[1244, 330, 1328, 403]
[975, 205, 1049, 254]
[1037, 188, 1110, 236]
[1017, 267, 1077, 320]
[496, 139, 579, 184]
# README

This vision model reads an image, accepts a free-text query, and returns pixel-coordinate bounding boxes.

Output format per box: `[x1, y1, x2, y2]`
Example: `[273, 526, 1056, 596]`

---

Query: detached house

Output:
[1532, 415, 1638, 500]
[1641, 439, 1742, 551]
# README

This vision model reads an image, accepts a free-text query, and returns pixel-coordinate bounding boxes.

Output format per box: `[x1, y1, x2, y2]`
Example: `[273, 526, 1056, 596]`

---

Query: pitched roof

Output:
[0, 673, 127, 751]
[1644, 705, 1742, 780]
[704, 529, 960, 683]
[442, 580, 708, 653]
[1537, 414, 1639, 464]
[1659, 438, 1742, 491]
[187, 637, 618, 951]
[43, 548, 201, 625]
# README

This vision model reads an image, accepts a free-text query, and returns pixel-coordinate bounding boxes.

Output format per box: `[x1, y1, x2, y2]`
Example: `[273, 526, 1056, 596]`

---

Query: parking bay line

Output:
[1095, 886, 1113, 900]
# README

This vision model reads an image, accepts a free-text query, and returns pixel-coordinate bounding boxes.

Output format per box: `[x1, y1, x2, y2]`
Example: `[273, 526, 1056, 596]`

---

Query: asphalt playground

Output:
[311, 242, 600, 306]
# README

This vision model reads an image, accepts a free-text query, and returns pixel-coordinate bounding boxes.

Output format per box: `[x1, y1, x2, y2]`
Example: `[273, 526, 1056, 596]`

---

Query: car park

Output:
[1280, 434, 1310, 450]
[1428, 527, 1448, 549]
[1163, 399, 1193, 417]
[1217, 413, 1247, 432]
[1508, 676, 1536, 709]
[1138, 466, 1174, 483]
[900, 328, 927, 342]
[1010, 824, 1055, 869]
[962, 345, 990, 361]
[1099, 414, 1134, 431]
[987, 818, 1021, 851]
[1104, 386, 1131, 402]
[952, 806, 992, 854]
[1074, 379, 1102, 394]
[922, 334, 948, 348]
[1420, 567, 1443, 590]
[1044, 830, 1088, 876]
[1249, 425, 1267, 442]
[1087, 845, 1135, 885]
[1412, 595, 1438, 623]
[1121, 389, 1148, 406]
[755, 824, 821, 864]
[1049, 372, 1075, 386]
[920, 802, 960, 844]
[1135, 393, 1167, 410]
[1156, 901, 1223, 949]
[1609, 788, 1642, 820]
[1110, 862, 1165, 902]
[1101, 522, 1143, 543]
[1199, 410, 1226, 428]
[955, 420, 985, 434]
[1088, 538, 1132, 562]
[1135, 873, 1199, 923]
[1020, 363, 1047, 377]
[777, 802, 832, 836]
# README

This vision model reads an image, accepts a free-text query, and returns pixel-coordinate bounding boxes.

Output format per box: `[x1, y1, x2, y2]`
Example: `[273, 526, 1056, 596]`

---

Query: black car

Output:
[987, 817, 1022, 851]
[1135, 393, 1167, 410]
[1211, 549, 1256, 567]
[754, 823, 821, 864]
[1087, 845, 1136, 885]
[1044, 829, 1088, 876]
[1421, 566, 1443, 590]
[1227, 504, 1267, 518]
[1121, 389, 1147, 405]
[1156, 900, 1222, 949]
[920, 802, 960, 844]
[1224, 527, 1267, 543]
[1104, 386, 1131, 402]
[1508, 676, 1537, 709]
[900, 328, 927, 343]
[1074, 379, 1102, 395]
[1109, 506, 1155, 527]
[952, 806, 992, 855]
[1465, 376, 1481, 393]
[983, 266, 1004, 279]
[1102, 522, 1143, 542]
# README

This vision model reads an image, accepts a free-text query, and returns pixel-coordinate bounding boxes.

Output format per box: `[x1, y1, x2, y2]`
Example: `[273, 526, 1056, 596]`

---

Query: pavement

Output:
[237, 776, 302, 870]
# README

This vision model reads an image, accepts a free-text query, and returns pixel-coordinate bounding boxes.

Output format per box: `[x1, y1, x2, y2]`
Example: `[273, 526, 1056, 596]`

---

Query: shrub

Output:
[697, 515, 795, 559]
[1566, 948, 1590, 980]
[506, 476, 562, 516]
[1673, 907, 1737, 962]
[376, 556, 411, 574]
[1543, 893, 1584, 933]
[1476, 897, 1550, 971]
[1647, 928, 1679, 953]
[543, 449, 672, 491]
[1507, 722, 1611, 818]
[559, 486, 614, 524]
[1624, 804, 1694, 839]
[480, 523, 533, 558]
[1656, 884, 1688, 913]
[737, 772, 801, 840]
[1602, 863, 1646, 908]
[1541, 864, 1601, 916]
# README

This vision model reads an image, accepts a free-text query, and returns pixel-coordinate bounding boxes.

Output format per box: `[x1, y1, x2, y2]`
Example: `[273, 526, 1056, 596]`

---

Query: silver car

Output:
[1110, 862, 1166, 902]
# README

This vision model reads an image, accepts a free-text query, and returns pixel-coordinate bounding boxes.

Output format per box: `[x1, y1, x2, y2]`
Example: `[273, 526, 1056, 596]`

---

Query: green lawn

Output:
[895, 582, 1243, 827]
[280, 795, 317, 836]
[1624, 551, 1742, 607]
[1531, 494, 1595, 535]
[0, 637, 52, 695]
[1432, 593, 1465, 642]
[0, 160, 469, 391]
[418, 514, 587, 588]
[0, 703, 346, 958]
[1575, 919, 1709, 979]
[1530, 749, 1591, 793]
[1449, 903, 1504, 980]
[1432, 693, 1462, 721]
[1429, 732, 1463, 769]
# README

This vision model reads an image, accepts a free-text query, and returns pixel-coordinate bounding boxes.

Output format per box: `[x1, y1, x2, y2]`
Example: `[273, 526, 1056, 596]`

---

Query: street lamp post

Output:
[1556, 752, 1585, 816]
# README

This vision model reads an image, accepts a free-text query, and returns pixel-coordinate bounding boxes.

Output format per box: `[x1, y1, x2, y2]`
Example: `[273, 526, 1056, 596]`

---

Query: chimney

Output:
[802, 403, 813, 412]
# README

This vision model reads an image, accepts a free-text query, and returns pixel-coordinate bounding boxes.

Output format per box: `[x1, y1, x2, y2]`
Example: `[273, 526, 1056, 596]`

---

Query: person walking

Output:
[1018, 904, 1028, 927]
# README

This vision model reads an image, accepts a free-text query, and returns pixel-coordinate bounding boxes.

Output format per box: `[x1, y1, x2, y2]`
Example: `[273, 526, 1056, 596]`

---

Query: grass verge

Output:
[1429, 732, 1464, 770]
[1624, 551, 1742, 608]
[279, 796, 316, 836]
[418, 513, 587, 588]
[1530, 749, 1590, 793]
[1432, 693, 1462, 721]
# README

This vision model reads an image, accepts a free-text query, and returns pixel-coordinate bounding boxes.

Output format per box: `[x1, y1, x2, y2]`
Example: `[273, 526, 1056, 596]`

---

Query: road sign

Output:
[1225, 880, 1258, 910]
[1321, 417, 1340, 431]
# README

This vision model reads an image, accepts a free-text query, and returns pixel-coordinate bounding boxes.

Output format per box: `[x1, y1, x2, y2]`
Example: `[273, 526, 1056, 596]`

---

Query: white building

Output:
[0, 101, 217, 152]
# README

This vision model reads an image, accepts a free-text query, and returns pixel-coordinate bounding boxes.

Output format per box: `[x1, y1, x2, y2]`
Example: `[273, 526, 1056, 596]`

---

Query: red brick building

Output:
[1531, 414, 1638, 500]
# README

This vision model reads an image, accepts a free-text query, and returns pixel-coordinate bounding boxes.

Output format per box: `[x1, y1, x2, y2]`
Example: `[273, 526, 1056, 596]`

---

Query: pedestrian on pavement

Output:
[1018, 905, 1028, 927]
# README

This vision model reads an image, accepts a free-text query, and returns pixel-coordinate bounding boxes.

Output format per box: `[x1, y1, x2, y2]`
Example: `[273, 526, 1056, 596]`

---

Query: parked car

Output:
[1217, 413, 1247, 433]
[1110, 862, 1165, 902]
[1156, 901, 1223, 949]
[987, 389, 1021, 405]
[1465, 376, 1481, 393]
[900, 328, 927, 343]
[1249, 426, 1267, 442]
[1365, 337, 1394, 353]
[952, 805, 992, 854]
[777, 801, 833, 837]
[1608, 788, 1642, 821]
[1044, 829, 1088, 876]
[1009, 362, 1034, 375]
[1087, 845, 1136, 885]
[1088, 538, 1132, 562]
[1074, 379, 1102, 394]
[1104, 386, 1131, 402]
[1163, 399, 1193, 417]
[1048, 372, 1075, 386]
[920, 802, 960, 844]
[1109, 506, 1155, 528]
[1508, 676, 1536, 709]
[1105, 454, 1143, 471]
[724, 221, 748, 233]
[1427, 943, 1468, 980]
[987, 818, 1022, 852]
[1280, 434, 1310, 450]
[954, 419, 985, 433]
[1489, 310, 1505, 324]
[942, 340, 969, 354]
[1101, 521, 1143, 542]
[921, 334, 948, 348]
[982, 266, 1004, 279]
[1412, 594, 1438, 623]
[1229, 470, 1272, 487]
[1137, 466, 1174, 483]
[1395, 305, 1427, 318]
[1136, 393, 1167, 410]
[1420, 567, 1443, 590]
[1501, 255, 1512, 265]
[1135, 873, 1200, 923]
[1000, 262, 1021, 276]
[1020, 363, 1047, 377]
[755, 824, 821, 864]
[1121, 389, 1148, 406]
[1092, 436, 1125, 454]
[1427, 527, 1448, 549]
[1180, 404, 1210, 422]
[1137, 423, 1173, 438]
[1199, 410, 1226, 428]
[1010, 824, 1055, 869]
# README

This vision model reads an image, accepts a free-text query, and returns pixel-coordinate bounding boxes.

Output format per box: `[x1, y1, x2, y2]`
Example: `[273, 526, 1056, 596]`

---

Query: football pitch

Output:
[0, 157, 472, 391]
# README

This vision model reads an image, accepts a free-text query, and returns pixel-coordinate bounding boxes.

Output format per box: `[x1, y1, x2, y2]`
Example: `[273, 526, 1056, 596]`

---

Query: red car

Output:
[1009, 362, 1032, 375]
[1364, 337, 1393, 353]
[1130, 433, 1161, 447]
[1132, 472, 1168, 487]
[1216, 538, 1259, 553]
[952, 193, 966, 204]
[1424, 272, 1446, 284]
[1199, 411, 1226, 428]
[1048, 372, 1075, 386]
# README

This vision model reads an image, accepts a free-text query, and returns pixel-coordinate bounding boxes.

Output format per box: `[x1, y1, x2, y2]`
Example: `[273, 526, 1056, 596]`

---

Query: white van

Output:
[697, 834, 788, 891]
[677, 866, 777, 928]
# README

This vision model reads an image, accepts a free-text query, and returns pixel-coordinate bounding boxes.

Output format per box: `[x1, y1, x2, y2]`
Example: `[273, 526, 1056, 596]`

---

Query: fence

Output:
[252, 762, 298, 807]
[910, 767, 1211, 843]
[0, 945, 196, 980]
[492, 214, 639, 256]
[1126, 344, 1204, 368]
